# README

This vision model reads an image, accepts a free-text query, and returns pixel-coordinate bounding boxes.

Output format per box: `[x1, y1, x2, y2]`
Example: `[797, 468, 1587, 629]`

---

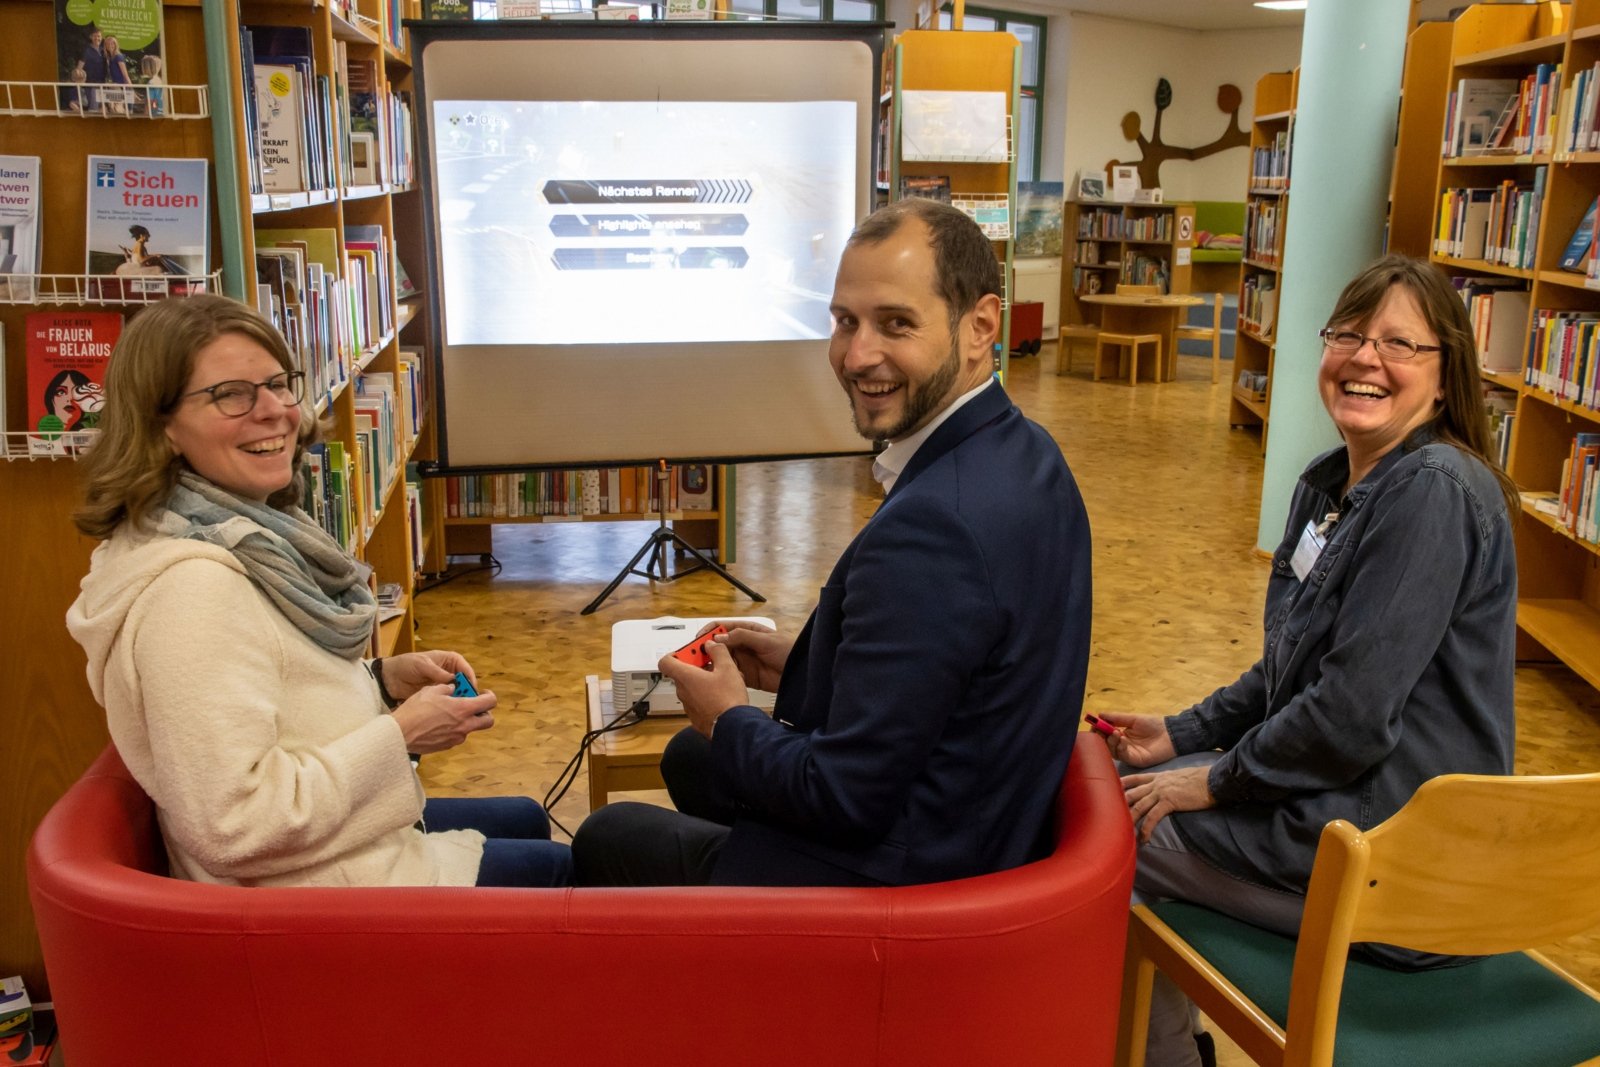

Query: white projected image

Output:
[433, 99, 857, 346]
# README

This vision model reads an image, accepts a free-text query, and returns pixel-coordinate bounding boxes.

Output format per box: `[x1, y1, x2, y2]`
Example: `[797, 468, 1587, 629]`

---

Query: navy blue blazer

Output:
[708, 383, 1093, 886]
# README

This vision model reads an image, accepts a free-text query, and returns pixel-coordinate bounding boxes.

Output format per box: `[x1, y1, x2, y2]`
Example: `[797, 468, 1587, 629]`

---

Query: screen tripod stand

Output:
[581, 462, 766, 616]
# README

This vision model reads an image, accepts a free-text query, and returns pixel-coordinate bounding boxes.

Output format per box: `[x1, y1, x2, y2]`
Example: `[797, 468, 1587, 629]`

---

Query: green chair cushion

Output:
[1151, 900, 1600, 1067]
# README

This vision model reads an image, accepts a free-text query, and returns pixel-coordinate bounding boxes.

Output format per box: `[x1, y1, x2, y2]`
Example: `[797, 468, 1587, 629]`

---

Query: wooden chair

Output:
[1115, 771, 1600, 1067]
[1057, 324, 1100, 376]
[1096, 331, 1161, 385]
[1175, 293, 1225, 384]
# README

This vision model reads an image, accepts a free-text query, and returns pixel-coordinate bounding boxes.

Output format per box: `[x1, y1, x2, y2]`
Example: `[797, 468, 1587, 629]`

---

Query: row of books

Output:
[253, 224, 400, 411]
[1075, 209, 1173, 242]
[1432, 174, 1545, 270]
[1071, 268, 1108, 296]
[443, 465, 716, 519]
[1240, 273, 1278, 338]
[1442, 68, 1560, 159]
[303, 439, 358, 550]
[1527, 434, 1600, 545]
[1525, 308, 1600, 410]
[1558, 61, 1600, 154]
[1119, 254, 1169, 291]
[1244, 198, 1281, 265]
[240, 26, 415, 197]
[1485, 389, 1516, 471]
[1072, 241, 1105, 265]
[1248, 126, 1292, 191]
[1457, 278, 1529, 374]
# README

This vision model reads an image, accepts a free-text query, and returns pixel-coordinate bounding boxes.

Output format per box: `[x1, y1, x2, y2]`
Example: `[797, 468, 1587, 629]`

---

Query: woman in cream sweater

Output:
[66, 294, 570, 888]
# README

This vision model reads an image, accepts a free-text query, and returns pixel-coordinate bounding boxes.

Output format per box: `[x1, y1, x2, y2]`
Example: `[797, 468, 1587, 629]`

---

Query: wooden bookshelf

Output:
[1412, 1, 1600, 697]
[0, 0, 425, 996]
[1232, 69, 1297, 446]
[437, 466, 729, 564]
[1059, 201, 1196, 335]
[886, 28, 1019, 375]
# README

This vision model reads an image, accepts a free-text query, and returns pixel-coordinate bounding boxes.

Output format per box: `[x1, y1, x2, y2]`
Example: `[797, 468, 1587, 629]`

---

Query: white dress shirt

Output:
[870, 377, 995, 495]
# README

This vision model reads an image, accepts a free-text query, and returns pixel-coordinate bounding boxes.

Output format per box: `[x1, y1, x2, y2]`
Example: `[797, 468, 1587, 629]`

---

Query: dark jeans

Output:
[422, 796, 573, 887]
[571, 727, 730, 886]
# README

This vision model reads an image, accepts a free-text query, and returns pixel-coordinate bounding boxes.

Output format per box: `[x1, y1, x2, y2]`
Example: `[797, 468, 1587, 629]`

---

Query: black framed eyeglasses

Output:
[1318, 327, 1442, 361]
[174, 370, 306, 417]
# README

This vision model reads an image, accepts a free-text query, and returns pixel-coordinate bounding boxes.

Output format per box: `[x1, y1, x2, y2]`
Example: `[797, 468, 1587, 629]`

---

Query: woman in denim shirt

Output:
[1104, 255, 1519, 1067]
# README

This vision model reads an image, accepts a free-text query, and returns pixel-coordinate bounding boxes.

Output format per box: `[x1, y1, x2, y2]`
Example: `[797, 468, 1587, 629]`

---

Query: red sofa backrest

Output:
[30, 739, 1135, 1067]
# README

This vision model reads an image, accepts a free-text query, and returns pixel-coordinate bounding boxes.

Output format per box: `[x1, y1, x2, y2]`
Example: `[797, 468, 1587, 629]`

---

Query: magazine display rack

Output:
[882, 29, 1020, 372]
[0, 80, 210, 118]
[0, 269, 222, 305]
[0, 0, 426, 1000]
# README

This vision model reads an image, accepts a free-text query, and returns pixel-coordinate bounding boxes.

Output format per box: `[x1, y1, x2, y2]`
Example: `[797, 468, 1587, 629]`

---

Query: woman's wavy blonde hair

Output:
[74, 294, 318, 539]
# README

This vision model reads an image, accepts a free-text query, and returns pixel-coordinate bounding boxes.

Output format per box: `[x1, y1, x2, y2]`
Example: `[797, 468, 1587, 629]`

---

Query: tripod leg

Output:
[580, 530, 666, 615]
[664, 530, 767, 603]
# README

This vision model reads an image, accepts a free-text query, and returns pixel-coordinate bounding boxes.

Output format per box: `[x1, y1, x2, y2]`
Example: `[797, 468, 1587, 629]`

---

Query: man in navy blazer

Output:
[573, 199, 1092, 887]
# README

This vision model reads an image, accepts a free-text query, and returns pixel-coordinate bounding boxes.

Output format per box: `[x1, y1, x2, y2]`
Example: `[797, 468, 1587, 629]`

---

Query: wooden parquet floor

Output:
[413, 347, 1600, 1053]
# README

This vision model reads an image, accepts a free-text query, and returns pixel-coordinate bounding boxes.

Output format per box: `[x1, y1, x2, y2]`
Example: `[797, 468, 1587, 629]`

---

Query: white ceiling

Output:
[1017, 0, 1462, 34]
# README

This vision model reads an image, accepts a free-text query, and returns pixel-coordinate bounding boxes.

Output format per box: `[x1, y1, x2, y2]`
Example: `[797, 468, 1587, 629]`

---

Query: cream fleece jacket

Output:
[66, 520, 483, 887]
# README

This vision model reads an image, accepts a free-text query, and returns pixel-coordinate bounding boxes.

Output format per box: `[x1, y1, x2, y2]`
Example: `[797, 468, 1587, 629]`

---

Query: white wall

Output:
[1061, 14, 1302, 202]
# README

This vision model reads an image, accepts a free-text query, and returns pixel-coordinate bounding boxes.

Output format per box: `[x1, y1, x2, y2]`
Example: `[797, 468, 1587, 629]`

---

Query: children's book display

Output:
[55, 0, 166, 116]
[84, 155, 209, 300]
[25, 310, 122, 455]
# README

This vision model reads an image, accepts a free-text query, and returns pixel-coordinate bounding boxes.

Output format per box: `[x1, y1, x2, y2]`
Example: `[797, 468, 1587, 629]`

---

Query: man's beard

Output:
[852, 335, 963, 442]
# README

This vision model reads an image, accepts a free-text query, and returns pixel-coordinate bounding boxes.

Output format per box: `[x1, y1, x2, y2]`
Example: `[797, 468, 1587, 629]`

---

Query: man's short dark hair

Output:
[847, 199, 1003, 336]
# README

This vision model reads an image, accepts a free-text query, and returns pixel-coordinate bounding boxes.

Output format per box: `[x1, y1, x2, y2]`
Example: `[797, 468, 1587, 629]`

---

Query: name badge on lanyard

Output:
[1290, 522, 1326, 582]
[1290, 511, 1340, 582]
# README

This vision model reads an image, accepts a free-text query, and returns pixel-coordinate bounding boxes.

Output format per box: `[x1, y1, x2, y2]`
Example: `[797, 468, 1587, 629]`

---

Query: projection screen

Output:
[412, 23, 884, 471]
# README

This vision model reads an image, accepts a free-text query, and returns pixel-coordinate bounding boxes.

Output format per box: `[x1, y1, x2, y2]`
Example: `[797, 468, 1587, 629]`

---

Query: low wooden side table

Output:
[584, 675, 685, 811]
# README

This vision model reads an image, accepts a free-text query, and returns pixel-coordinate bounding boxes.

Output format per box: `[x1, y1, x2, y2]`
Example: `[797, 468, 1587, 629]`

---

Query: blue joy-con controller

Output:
[452, 672, 478, 698]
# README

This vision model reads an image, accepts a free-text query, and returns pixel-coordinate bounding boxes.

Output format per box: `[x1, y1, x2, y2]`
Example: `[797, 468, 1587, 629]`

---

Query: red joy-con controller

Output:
[670, 625, 729, 670]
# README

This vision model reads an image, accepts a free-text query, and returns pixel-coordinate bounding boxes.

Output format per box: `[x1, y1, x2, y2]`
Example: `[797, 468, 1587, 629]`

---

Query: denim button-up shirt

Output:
[1165, 432, 1516, 904]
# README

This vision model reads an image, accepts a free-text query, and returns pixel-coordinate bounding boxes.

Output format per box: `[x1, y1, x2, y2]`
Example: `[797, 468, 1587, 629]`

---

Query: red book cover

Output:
[25, 310, 122, 455]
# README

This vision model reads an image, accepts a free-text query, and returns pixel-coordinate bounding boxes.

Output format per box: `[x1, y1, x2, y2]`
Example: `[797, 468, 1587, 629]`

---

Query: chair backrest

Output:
[1116, 283, 1161, 296]
[1285, 771, 1600, 1064]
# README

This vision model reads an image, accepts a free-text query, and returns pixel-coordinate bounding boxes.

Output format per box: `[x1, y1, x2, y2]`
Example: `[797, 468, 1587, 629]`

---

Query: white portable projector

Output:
[611, 616, 778, 718]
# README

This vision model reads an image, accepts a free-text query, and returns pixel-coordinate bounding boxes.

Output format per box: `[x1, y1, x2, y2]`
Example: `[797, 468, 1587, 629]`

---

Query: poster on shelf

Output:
[1111, 165, 1138, 203]
[24, 310, 122, 456]
[84, 155, 209, 300]
[0, 155, 42, 302]
[1016, 181, 1064, 256]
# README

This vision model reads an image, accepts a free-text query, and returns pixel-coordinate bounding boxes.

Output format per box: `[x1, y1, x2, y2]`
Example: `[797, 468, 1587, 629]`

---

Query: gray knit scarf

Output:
[160, 471, 377, 659]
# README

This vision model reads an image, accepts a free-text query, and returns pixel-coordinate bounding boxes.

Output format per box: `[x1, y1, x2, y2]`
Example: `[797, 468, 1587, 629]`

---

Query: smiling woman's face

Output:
[1318, 283, 1443, 464]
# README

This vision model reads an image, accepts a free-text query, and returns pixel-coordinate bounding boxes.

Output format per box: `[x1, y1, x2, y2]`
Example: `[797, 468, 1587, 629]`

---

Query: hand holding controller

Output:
[670, 625, 729, 670]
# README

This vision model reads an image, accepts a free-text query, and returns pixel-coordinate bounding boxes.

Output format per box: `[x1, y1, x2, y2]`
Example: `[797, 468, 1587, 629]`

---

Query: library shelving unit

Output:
[435, 465, 732, 566]
[1232, 69, 1297, 445]
[0, 0, 425, 996]
[1422, 0, 1600, 695]
[1059, 200, 1196, 324]
[222, 0, 426, 659]
[885, 27, 1019, 375]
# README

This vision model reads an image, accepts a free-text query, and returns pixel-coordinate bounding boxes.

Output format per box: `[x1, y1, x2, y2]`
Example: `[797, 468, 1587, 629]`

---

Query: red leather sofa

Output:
[28, 739, 1135, 1067]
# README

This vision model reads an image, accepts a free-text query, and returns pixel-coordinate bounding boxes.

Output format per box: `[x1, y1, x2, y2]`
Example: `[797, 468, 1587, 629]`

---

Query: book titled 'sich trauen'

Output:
[85, 154, 209, 300]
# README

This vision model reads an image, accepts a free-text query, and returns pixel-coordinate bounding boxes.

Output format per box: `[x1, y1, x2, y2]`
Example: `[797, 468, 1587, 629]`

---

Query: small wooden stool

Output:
[1095, 332, 1162, 385]
[1057, 325, 1099, 376]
